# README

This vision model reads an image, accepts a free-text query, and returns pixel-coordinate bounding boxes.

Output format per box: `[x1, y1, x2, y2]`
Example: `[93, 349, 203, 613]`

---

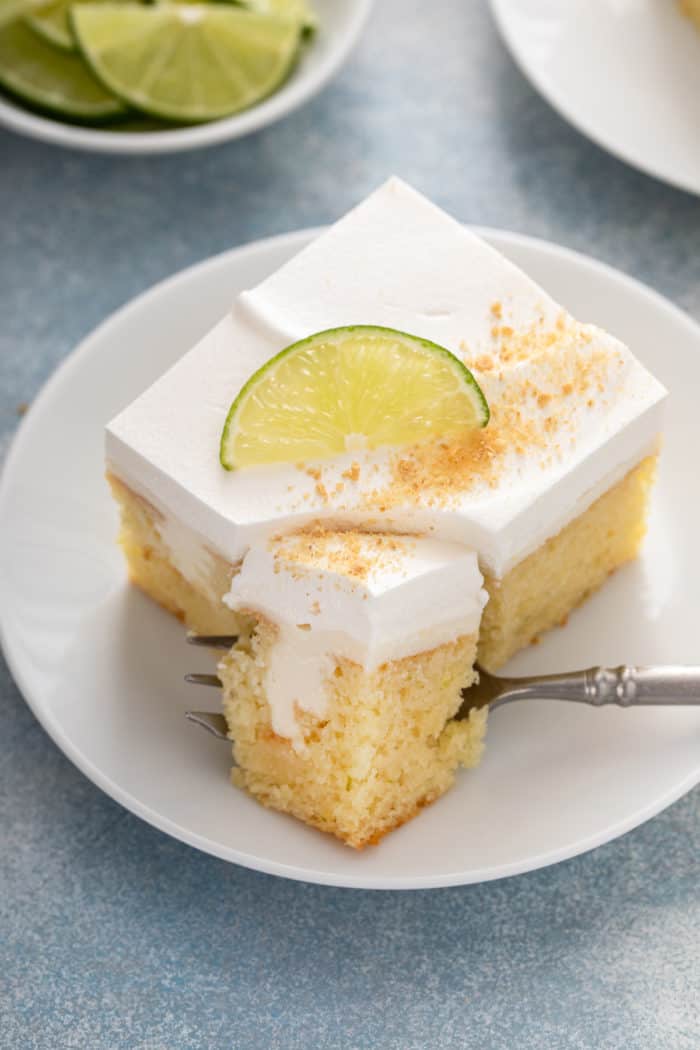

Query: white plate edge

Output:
[488, 0, 700, 198]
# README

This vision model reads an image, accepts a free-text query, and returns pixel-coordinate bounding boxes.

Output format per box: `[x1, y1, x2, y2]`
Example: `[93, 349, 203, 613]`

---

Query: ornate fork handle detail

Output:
[494, 665, 700, 709]
[586, 666, 641, 706]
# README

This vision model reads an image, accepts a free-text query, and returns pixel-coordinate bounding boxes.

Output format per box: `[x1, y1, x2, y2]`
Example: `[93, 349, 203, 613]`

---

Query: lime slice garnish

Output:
[220, 326, 490, 470]
[70, 3, 302, 123]
[24, 0, 116, 51]
[0, 19, 126, 119]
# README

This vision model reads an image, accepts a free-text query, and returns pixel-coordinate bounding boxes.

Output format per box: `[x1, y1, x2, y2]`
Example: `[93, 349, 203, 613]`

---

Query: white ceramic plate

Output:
[1, 228, 699, 889]
[0, 0, 372, 155]
[490, 0, 700, 196]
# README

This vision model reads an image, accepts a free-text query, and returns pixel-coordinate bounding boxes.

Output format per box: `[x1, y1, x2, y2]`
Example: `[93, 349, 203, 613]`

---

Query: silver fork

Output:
[183, 634, 700, 741]
[184, 633, 236, 739]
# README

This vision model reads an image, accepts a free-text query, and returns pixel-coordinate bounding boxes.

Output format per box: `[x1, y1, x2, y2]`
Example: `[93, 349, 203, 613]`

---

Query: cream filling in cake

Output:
[106, 177, 666, 584]
[222, 532, 487, 746]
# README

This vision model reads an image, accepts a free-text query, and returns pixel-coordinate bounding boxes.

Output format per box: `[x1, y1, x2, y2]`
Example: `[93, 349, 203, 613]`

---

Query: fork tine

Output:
[457, 665, 507, 717]
[185, 710, 229, 740]
[184, 673, 222, 688]
[186, 633, 238, 650]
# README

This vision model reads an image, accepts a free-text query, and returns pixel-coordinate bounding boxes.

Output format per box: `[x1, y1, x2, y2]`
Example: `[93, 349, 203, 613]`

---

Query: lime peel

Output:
[0, 18, 126, 118]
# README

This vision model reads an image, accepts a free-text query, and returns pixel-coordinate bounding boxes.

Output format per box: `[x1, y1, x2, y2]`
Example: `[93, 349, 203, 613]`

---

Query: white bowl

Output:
[0, 0, 373, 155]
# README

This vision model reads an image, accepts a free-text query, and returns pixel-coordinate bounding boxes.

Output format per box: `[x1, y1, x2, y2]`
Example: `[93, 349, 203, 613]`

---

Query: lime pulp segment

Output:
[70, 3, 303, 123]
[0, 18, 126, 118]
[220, 326, 490, 470]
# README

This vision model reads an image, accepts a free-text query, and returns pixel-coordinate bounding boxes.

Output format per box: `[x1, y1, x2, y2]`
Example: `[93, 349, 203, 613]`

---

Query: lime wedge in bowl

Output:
[23, 0, 314, 90]
[0, 19, 126, 119]
[70, 3, 303, 123]
[24, 0, 117, 51]
[220, 326, 490, 470]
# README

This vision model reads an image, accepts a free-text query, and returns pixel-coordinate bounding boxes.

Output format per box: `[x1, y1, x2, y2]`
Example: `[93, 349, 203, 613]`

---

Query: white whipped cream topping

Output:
[223, 534, 487, 746]
[106, 177, 667, 578]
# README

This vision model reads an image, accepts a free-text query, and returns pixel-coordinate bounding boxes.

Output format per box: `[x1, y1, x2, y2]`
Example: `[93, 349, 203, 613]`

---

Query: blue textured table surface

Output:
[2, 3, 699, 1047]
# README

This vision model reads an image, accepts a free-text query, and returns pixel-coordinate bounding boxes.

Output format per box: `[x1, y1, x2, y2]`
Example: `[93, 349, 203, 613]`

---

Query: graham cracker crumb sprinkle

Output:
[271, 524, 419, 582]
[279, 317, 616, 519]
[473, 312, 596, 369]
[357, 321, 615, 511]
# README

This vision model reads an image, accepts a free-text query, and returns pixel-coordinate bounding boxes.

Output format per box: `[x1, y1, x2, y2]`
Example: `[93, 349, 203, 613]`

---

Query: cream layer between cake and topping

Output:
[106, 177, 667, 584]
[224, 532, 487, 746]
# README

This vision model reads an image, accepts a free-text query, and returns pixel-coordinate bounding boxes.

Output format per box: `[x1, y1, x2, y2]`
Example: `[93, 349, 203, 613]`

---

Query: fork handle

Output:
[499, 666, 700, 707]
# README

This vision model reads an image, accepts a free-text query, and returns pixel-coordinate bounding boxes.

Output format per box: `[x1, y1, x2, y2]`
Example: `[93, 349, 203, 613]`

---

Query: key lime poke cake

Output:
[105, 178, 666, 847]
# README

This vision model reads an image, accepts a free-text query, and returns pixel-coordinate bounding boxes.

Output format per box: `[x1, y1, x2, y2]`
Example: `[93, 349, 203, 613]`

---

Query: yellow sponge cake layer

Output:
[478, 455, 657, 670]
[108, 474, 246, 637]
[219, 621, 486, 849]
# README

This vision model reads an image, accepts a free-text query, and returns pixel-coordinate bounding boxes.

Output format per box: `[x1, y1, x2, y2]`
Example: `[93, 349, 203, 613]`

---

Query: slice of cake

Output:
[105, 177, 666, 844]
[219, 530, 487, 847]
